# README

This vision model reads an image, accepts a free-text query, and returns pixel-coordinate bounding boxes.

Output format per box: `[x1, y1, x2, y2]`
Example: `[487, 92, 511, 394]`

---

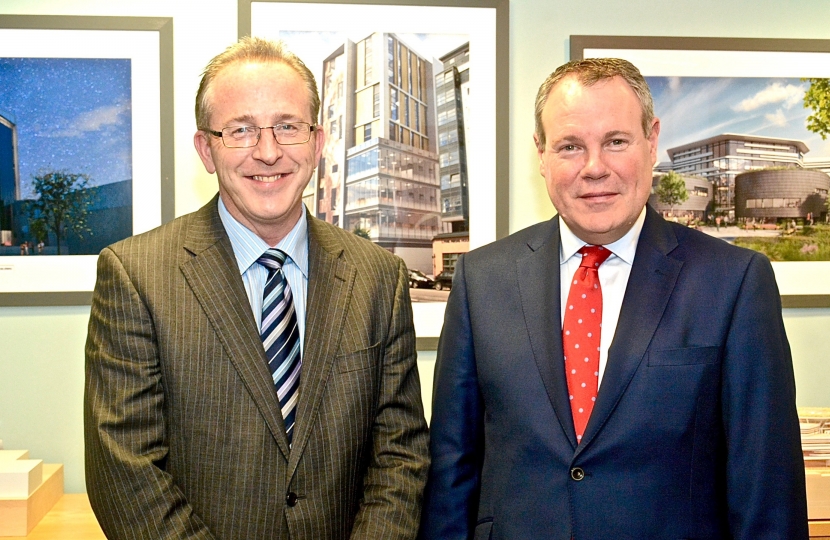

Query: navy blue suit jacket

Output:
[421, 207, 807, 540]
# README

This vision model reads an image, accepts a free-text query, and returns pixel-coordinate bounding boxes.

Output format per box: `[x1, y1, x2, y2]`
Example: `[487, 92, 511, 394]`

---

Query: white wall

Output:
[1, 0, 828, 493]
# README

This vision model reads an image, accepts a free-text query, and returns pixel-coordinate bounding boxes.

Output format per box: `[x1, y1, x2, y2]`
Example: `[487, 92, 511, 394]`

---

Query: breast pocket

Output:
[647, 346, 720, 367]
[336, 341, 381, 373]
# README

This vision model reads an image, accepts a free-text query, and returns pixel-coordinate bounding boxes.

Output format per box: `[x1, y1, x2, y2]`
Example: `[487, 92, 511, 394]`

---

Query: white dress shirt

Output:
[559, 207, 646, 389]
[218, 198, 309, 354]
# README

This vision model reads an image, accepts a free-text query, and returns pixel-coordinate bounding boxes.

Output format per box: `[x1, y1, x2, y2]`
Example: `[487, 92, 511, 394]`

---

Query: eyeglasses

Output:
[206, 122, 317, 148]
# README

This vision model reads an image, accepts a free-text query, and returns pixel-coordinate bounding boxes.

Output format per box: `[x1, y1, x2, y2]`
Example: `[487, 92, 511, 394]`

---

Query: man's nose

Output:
[581, 148, 610, 180]
[252, 127, 284, 163]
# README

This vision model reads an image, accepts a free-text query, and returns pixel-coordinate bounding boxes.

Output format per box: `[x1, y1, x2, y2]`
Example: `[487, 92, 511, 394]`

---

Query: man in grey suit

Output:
[85, 37, 429, 539]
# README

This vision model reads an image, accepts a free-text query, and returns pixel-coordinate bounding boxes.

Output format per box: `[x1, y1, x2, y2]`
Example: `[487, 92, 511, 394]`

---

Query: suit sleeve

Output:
[722, 253, 808, 539]
[419, 255, 485, 540]
[84, 247, 215, 540]
[349, 258, 430, 540]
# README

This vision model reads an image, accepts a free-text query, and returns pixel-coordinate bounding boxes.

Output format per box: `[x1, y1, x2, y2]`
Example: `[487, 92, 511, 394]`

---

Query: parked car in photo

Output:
[408, 269, 435, 289]
[433, 271, 454, 291]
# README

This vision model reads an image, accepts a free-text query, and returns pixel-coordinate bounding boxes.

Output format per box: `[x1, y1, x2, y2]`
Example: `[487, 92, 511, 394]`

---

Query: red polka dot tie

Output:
[563, 245, 612, 444]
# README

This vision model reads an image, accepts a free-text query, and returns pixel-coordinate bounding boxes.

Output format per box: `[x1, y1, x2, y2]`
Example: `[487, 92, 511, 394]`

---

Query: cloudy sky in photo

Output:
[647, 76, 830, 164]
[0, 58, 132, 198]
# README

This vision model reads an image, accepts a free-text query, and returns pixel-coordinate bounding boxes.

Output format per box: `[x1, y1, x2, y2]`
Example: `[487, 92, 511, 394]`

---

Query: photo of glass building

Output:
[0, 111, 20, 242]
[312, 32, 441, 272]
[660, 134, 811, 218]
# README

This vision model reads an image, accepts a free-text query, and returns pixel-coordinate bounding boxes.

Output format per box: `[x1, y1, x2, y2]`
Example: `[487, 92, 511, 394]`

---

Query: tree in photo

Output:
[27, 170, 94, 255]
[655, 171, 689, 216]
[352, 226, 371, 240]
[803, 78, 830, 140]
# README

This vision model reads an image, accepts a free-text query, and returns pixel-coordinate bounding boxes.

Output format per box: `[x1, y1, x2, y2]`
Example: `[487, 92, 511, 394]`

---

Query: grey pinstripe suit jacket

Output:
[84, 196, 429, 539]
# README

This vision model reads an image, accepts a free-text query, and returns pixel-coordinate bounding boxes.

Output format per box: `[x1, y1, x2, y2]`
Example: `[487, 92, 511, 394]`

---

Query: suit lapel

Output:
[578, 207, 683, 453]
[517, 218, 579, 449]
[287, 215, 356, 476]
[179, 196, 292, 459]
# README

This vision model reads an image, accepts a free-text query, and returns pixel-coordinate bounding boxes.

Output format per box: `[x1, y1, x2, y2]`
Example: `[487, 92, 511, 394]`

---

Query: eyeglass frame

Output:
[205, 122, 318, 148]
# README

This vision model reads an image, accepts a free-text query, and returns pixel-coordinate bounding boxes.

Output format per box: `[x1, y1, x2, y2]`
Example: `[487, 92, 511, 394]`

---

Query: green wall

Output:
[1, 0, 828, 494]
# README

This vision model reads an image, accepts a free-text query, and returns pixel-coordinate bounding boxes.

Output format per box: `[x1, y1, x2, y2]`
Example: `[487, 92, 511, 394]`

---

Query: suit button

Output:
[570, 467, 585, 481]
[286, 492, 298, 506]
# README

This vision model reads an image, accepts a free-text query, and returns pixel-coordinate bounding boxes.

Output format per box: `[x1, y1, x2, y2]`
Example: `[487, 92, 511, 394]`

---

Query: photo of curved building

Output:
[735, 168, 829, 221]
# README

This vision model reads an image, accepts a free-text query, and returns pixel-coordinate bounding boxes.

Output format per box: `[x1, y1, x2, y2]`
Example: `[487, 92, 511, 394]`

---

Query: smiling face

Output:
[194, 60, 324, 245]
[534, 75, 660, 245]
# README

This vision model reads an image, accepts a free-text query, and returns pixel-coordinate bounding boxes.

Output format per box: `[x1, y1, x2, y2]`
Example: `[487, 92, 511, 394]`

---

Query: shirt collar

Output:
[558, 206, 647, 266]
[218, 197, 309, 279]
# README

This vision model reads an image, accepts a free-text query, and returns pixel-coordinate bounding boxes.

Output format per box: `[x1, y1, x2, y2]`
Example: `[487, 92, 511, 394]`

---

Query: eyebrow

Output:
[604, 130, 634, 139]
[224, 113, 307, 126]
[552, 135, 586, 146]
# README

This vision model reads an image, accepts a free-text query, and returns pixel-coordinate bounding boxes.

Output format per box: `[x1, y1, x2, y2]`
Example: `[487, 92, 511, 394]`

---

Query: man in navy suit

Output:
[420, 58, 808, 539]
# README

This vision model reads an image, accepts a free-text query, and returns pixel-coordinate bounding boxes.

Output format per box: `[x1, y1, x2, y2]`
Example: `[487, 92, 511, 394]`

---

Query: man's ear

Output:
[194, 130, 217, 174]
[648, 118, 661, 166]
[313, 123, 326, 164]
[534, 132, 546, 176]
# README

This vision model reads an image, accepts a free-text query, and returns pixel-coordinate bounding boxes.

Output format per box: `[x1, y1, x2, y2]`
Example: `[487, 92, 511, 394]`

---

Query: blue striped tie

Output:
[258, 249, 302, 444]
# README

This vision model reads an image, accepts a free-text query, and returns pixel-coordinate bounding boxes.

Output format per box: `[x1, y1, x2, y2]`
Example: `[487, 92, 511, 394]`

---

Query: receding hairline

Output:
[199, 58, 315, 128]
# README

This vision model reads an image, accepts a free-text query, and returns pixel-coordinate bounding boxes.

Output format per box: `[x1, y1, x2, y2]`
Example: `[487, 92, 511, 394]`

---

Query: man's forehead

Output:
[550, 74, 626, 100]
[205, 60, 312, 120]
[215, 59, 294, 82]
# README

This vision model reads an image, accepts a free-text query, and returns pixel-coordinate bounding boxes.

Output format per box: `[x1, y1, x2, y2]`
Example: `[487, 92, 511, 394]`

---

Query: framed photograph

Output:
[572, 36, 830, 308]
[0, 15, 174, 307]
[241, 0, 508, 344]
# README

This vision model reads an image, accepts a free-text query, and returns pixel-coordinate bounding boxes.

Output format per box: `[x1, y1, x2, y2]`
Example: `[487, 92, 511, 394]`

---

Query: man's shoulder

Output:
[104, 198, 217, 258]
[464, 218, 557, 266]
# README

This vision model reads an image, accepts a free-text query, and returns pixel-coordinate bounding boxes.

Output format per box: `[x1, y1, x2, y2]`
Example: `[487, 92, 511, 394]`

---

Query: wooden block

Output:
[0, 451, 28, 462]
[807, 469, 830, 520]
[0, 460, 43, 498]
[0, 464, 63, 536]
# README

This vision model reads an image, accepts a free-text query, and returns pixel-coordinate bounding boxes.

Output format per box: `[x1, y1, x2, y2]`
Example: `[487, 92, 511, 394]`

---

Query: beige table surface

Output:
[1, 493, 828, 539]
[0, 494, 104, 540]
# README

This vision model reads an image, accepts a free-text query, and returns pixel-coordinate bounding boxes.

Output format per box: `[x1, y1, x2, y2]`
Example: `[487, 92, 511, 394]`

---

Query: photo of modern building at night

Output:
[309, 32, 441, 273]
[0, 57, 134, 256]
[0, 111, 20, 244]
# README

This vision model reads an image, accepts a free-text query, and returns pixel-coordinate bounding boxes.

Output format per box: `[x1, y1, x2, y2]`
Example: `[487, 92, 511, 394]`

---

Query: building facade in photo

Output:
[435, 42, 470, 235]
[660, 133, 813, 218]
[735, 169, 829, 222]
[0, 111, 20, 241]
[314, 32, 441, 274]
[9, 179, 132, 255]
[648, 172, 713, 220]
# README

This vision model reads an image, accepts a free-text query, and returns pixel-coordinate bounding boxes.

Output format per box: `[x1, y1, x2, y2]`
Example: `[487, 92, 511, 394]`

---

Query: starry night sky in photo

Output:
[0, 58, 132, 199]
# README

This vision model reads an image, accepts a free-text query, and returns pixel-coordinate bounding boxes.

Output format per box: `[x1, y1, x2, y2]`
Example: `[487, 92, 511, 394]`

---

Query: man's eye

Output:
[609, 139, 628, 147]
[561, 144, 577, 152]
[229, 126, 254, 136]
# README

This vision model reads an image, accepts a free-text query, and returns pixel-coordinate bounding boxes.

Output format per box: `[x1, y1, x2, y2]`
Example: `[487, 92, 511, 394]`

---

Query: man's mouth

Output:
[581, 192, 617, 200]
[251, 174, 285, 183]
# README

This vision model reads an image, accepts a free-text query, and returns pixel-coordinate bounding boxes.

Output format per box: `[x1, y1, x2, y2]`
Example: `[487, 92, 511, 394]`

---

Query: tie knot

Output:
[257, 248, 289, 272]
[578, 245, 611, 269]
